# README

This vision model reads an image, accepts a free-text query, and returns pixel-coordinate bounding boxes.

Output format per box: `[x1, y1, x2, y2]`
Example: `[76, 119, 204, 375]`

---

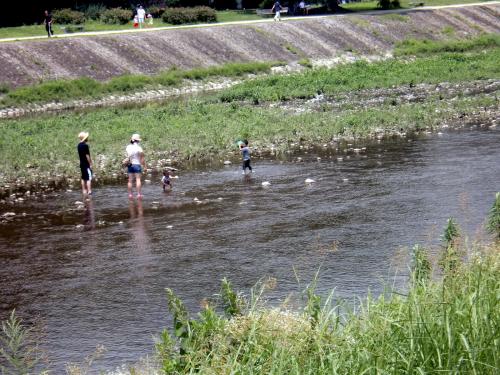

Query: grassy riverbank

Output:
[218, 41, 500, 102]
[155, 231, 500, 374]
[0, 91, 496, 191]
[0, 61, 281, 108]
[0, 38, 498, 195]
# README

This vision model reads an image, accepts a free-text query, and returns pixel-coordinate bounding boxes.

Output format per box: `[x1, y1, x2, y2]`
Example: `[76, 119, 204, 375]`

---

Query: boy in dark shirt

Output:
[240, 139, 252, 175]
[77, 131, 93, 196]
[44, 10, 53, 37]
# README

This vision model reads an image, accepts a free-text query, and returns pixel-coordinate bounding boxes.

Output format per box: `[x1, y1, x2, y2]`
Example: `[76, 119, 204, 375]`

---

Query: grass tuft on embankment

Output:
[218, 45, 500, 103]
[156, 235, 500, 374]
[0, 61, 281, 108]
[395, 33, 500, 56]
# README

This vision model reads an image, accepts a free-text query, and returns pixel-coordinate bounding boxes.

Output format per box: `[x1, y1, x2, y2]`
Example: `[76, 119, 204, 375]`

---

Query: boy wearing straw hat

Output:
[77, 131, 93, 196]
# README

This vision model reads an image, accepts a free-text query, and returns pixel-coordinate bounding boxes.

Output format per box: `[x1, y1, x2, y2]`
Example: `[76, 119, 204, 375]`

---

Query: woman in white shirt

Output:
[126, 133, 146, 199]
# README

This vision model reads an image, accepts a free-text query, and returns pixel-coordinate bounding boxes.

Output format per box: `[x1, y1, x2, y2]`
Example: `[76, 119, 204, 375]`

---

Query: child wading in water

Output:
[162, 169, 174, 191]
[240, 140, 252, 175]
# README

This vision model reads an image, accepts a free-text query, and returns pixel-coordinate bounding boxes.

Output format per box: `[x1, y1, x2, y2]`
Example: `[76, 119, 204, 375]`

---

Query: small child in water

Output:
[162, 169, 173, 191]
[240, 139, 252, 175]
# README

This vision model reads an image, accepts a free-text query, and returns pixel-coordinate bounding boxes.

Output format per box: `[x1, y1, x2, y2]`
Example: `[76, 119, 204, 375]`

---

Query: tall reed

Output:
[156, 226, 500, 374]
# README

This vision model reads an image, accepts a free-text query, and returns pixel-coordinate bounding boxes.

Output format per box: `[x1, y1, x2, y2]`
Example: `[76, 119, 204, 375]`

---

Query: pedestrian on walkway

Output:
[272, 1, 282, 21]
[137, 5, 146, 28]
[44, 10, 53, 37]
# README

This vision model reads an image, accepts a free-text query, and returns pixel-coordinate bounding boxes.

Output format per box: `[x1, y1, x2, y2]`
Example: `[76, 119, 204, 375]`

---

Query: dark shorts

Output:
[243, 159, 252, 170]
[128, 164, 142, 174]
[81, 167, 92, 181]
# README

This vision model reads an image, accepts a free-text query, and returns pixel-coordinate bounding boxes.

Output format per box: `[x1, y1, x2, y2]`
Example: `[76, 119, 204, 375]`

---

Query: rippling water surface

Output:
[1, 128, 499, 372]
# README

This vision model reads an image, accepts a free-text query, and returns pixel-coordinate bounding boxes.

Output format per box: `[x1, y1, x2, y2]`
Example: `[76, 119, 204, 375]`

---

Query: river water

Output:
[1, 127, 499, 372]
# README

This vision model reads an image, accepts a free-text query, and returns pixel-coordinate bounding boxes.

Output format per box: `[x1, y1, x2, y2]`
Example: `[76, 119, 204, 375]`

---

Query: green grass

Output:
[218, 46, 500, 103]
[0, 61, 281, 107]
[0, 11, 261, 39]
[395, 33, 500, 56]
[0, 92, 495, 185]
[216, 10, 261, 23]
[155, 238, 500, 374]
[342, 0, 496, 11]
[380, 13, 410, 21]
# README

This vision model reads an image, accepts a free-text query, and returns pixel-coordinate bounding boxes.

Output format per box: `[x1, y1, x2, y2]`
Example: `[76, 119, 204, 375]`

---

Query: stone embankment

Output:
[0, 3, 498, 89]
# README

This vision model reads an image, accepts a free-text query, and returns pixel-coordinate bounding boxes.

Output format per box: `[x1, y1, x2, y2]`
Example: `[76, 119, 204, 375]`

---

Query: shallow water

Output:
[1, 127, 499, 372]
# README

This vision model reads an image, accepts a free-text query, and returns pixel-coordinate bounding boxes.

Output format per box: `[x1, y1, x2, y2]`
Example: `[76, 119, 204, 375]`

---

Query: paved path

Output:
[0, 1, 498, 43]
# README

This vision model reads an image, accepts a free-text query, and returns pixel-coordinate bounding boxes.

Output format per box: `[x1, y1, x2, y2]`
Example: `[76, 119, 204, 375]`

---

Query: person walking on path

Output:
[137, 5, 146, 29]
[77, 131, 93, 196]
[126, 133, 146, 199]
[272, 1, 282, 22]
[44, 10, 53, 37]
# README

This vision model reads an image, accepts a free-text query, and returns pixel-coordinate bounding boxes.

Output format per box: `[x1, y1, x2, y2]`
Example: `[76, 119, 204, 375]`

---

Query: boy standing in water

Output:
[240, 140, 252, 175]
[77, 131, 93, 196]
[162, 169, 173, 191]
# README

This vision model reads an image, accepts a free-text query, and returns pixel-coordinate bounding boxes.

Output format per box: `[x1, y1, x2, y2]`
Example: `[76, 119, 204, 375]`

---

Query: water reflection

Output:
[128, 199, 149, 255]
[83, 199, 96, 230]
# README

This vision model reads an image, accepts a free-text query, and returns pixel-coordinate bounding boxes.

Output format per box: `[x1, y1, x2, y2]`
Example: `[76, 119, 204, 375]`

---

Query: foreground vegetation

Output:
[156, 201, 500, 374]
[156, 243, 500, 373]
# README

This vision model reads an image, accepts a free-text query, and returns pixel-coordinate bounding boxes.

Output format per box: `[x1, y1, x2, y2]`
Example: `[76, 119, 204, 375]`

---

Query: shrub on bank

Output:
[156, 229, 500, 374]
[378, 0, 400, 9]
[147, 5, 166, 19]
[162, 6, 217, 25]
[82, 3, 108, 20]
[52, 8, 86, 24]
[100, 7, 133, 25]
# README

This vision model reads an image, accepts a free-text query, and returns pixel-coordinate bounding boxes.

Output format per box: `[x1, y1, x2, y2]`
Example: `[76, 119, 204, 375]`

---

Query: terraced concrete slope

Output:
[0, 4, 498, 88]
